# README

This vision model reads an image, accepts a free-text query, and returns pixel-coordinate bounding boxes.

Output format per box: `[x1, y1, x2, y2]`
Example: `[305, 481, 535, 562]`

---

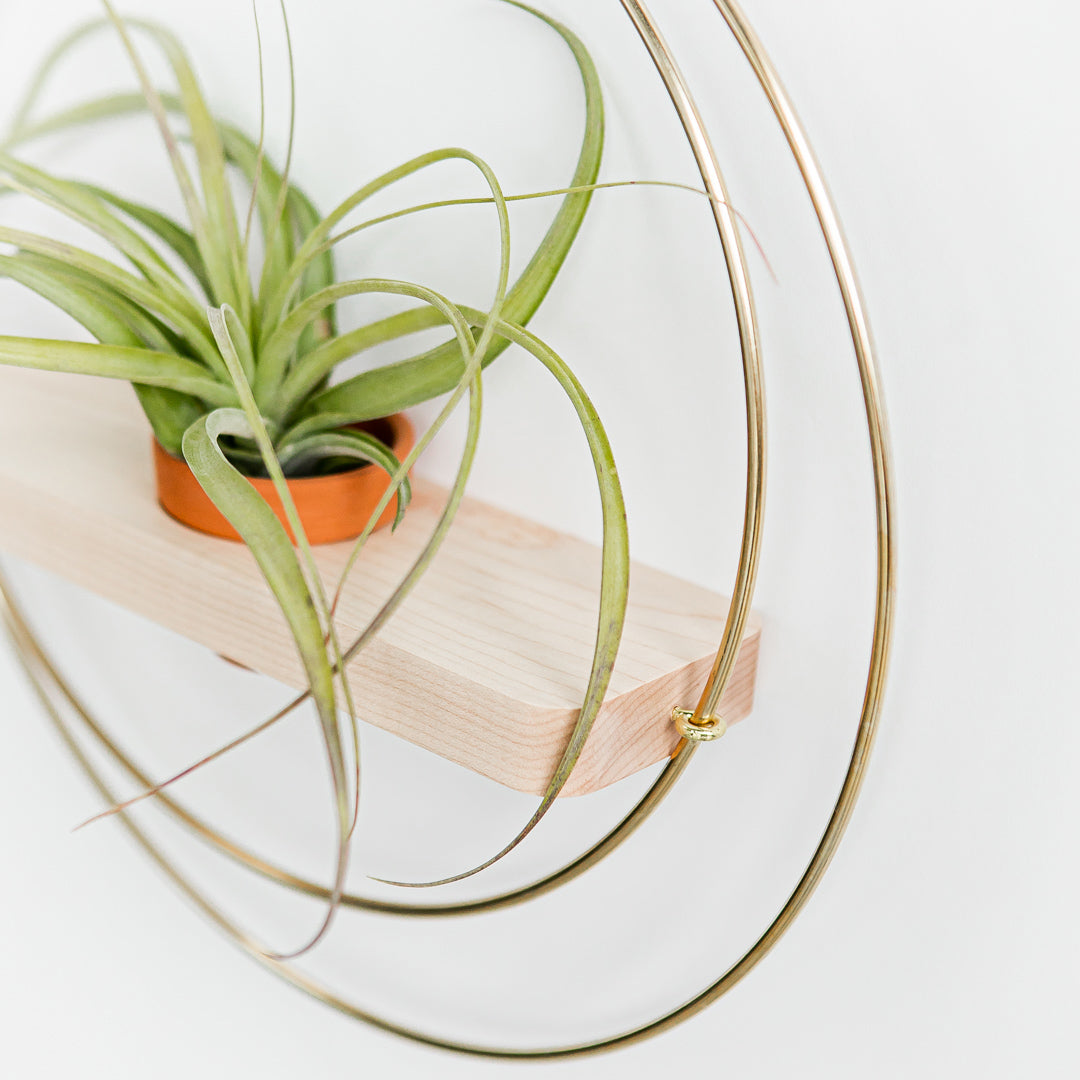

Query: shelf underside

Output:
[0, 369, 760, 795]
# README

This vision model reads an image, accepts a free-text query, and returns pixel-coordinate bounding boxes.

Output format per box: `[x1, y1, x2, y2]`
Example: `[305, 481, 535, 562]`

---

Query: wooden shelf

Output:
[0, 369, 760, 795]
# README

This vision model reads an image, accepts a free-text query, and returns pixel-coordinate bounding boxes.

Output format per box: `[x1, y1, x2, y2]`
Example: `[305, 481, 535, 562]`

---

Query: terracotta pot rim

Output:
[152, 412, 415, 544]
[152, 412, 415, 486]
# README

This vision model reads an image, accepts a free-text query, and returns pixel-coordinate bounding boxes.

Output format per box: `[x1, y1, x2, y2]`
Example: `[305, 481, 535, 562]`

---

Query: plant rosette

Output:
[0, 0, 632, 957]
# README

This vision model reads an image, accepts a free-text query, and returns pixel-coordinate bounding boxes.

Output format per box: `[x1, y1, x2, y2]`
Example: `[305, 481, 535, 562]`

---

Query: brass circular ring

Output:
[0, 0, 894, 1060]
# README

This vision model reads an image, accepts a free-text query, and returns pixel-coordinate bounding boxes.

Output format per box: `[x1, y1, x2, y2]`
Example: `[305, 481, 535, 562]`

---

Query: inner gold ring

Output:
[0, 0, 894, 1059]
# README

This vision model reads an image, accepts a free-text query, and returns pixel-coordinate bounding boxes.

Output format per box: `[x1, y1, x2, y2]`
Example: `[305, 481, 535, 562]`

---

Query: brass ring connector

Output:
[672, 707, 727, 743]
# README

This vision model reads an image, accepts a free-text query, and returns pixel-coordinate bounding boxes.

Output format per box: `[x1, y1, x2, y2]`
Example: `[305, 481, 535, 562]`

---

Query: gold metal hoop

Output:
[0, 0, 894, 1059]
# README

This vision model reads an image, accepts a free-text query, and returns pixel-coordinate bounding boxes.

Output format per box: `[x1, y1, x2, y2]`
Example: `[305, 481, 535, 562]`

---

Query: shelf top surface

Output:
[0, 369, 759, 794]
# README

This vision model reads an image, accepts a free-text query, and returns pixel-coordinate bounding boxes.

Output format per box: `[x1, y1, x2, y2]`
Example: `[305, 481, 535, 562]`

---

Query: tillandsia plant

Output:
[0, 0, 630, 954]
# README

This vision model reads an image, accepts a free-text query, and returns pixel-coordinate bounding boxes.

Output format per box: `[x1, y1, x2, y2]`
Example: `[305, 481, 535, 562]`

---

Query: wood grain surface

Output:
[0, 369, 760, 794]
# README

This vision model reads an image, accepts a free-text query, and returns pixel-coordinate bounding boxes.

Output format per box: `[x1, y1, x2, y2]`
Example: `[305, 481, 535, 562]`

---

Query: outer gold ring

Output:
[0, 0, 894, 1059]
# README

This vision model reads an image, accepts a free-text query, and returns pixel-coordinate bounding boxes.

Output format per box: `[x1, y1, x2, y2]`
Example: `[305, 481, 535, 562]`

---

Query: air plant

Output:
[0, 0, 629, 956]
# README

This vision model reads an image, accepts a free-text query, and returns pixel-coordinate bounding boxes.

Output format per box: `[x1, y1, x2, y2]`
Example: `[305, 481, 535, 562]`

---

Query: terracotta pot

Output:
[153, 413, 415, 545]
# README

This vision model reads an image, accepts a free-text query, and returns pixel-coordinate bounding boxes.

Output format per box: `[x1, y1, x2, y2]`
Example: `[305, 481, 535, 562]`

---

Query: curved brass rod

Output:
[2, 600, 705, 1058]
[618, 0, 767, 728]
[0, 0, 894, 1060]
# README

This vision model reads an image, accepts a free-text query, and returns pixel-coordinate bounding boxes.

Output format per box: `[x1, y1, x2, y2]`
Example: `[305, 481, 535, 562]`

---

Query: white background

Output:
[1, 0, 1077, 1076]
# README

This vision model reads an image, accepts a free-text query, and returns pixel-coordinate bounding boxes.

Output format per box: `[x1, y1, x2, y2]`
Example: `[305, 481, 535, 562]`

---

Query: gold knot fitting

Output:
[672, 707, 727, 743]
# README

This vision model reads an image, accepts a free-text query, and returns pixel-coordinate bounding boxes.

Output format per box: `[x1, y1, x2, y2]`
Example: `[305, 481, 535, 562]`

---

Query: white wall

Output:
[0, 1, 1077, 1076]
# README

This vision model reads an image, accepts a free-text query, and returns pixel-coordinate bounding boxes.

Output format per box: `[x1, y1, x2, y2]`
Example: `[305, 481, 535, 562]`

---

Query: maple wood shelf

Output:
[0, 369, 760, 795]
